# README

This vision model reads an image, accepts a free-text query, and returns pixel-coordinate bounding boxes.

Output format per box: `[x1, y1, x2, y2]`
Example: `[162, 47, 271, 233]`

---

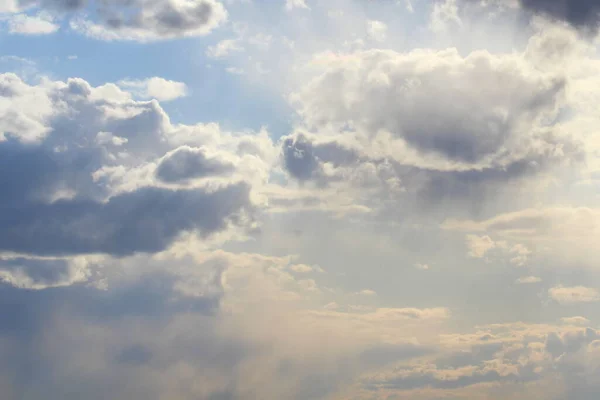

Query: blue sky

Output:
[2, 0, 600, 399]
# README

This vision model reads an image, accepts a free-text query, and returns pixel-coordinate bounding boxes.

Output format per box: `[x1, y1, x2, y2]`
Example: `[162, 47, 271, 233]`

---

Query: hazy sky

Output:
[1, 0, 600, 399]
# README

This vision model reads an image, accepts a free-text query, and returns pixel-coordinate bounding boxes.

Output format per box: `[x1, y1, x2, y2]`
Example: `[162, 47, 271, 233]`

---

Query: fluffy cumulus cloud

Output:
[0, 72, 267, 259]
[5, 12, 59, 34]
[293, 48, 569, 166]
[278, 44, 583, 216]
[117, 77, 188, 101]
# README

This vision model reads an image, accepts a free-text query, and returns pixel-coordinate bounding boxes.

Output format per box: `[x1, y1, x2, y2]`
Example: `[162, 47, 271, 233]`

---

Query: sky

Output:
[2, 0, 600, 399]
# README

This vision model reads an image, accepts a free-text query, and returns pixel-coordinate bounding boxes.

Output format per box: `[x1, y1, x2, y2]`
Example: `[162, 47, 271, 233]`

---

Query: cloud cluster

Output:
[1, 0, 227, 40]
[294, 48, 569, 165]
[3, 1, 600, 398]
[0, 72, 273, 270]
[278, 46, 582, 217]
[0, 243, 449, 400]
[360, 322, 600, 398]
[444, 206, 600, 267]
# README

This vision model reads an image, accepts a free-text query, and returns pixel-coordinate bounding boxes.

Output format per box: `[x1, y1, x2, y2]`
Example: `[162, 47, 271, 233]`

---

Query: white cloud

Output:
[561, 316, 591, 326]
[323, 301, 339, 310]
[7, 13, 59, 35]
[516, 276, 542, 284]
[294, 48, 569, 169]
[117, 77, 188, 102]
[283, 47, 579, 218]
[285, 0, 309, 11]
[367, 20, 387, 42]
[96, 131, 128, 147]
[430, 0, 462, 32]
[289, 263, 313, 273]
[226, 66, 245, 75]
[206, 38, 243, 58]
[444, 207, 600, 268]
[0, 0, 21, 13]
[466, 235, 496, 258]
[355, 289, 377, 296]
[509, 243, 532, 266]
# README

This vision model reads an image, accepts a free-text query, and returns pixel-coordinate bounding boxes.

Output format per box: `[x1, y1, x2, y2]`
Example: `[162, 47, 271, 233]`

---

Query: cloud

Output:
[155, 146, 236, 183]
[294, 48, 568, 165]
[466, 235, 496, 258]
[78, 0, 227, 41]
[455, 0, 600, 33]
[561, 316, 591, 326]
[0, 255, 93, 289]
[279, 46, 582, 217]
[443, 207, 600, 267]
[430, 0, 462, 32]
[206, 38, 243, 58]
[366, 20, 387, 42]
[0, 244, 446, 400]
[285, 0, 309, 11]
[549, 286, 600, 305]
[117, 77, 188, 102]
[5, 0, 227, 41]
[355, 289, 377, 296]
[518, 0, 600, 31]
[0, 73, 264, 257]
[0, 182, 252, 256]
[364, 361, 531, 391]
[6, 12, 59, 34]
[281, 133, 324, 182]
[516, 276, 542, 284]
[289, 263, 313, 273]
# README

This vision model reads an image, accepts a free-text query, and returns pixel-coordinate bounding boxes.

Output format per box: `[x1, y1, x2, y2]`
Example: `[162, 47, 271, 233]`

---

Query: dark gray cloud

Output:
[12, 0, 226, 41]
[282, 134, 321, 181]
[37, 0, 87, 11]
[281, 133, 360, 184]
[0, 181, 251, 256]
[459, 0, 600, 31]
[519, 0, 600, 30]
[97, 0, 220, 33]
[156, 146, 235, 183]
